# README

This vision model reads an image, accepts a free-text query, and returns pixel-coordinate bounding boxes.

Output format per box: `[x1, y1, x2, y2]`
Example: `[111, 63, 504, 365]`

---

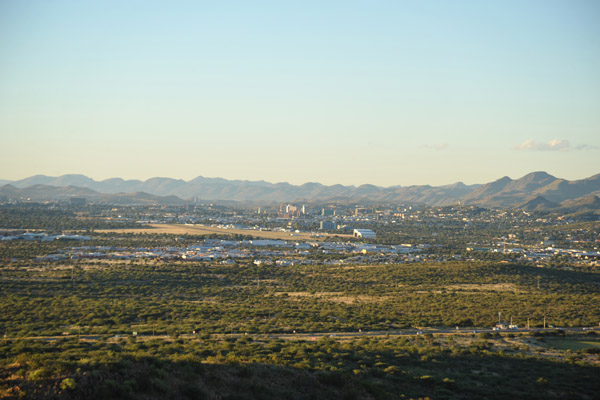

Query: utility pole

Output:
[527, 317, 530, 329]
[498, 312, 502, 324]
[544, 315, 546, 329]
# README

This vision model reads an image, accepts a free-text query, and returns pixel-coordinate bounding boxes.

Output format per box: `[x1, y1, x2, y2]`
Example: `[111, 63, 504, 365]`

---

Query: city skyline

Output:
[1, 0, 599, 186]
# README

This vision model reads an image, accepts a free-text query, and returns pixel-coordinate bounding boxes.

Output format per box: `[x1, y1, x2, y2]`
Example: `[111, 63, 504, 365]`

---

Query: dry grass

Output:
[411, 283, 523, 294]
[96, 223, 350, 241]
[274, 291, 390, 304]
[274, 291, 345, 297]
[444, 283, 523, 293]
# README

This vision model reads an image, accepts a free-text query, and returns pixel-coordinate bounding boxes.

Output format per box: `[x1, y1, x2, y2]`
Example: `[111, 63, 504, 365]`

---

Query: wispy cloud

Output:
[421, 143, 448, 150]
[513, 139, 598, 152]
[573, 143, 600, 150]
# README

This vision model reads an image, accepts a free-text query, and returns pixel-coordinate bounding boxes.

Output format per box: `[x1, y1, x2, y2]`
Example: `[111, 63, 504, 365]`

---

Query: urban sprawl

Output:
[2, 200, 598, 268]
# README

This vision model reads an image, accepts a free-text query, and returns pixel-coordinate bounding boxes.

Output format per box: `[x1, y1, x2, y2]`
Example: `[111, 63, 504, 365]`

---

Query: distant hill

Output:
[514, 193, 600, 216]
[530, 173, 600, 203]
[3, 172, 599, 209]
[5, 175, 482, 205]
[516, 196, 560, 212]
[0, 184, 185, 205]
[460, 171, 600, 208]
[559, 195, 600, 213]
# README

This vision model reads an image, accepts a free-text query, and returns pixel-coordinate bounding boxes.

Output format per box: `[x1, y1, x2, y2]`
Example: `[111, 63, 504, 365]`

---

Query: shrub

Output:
[28, 367, 53, 381]
[60, 378, 77, 390]
[384, 365, 401, 375]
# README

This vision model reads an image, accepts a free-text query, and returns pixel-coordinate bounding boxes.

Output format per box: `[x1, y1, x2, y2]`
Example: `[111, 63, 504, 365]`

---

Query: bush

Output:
[28, 367, 53, 381]
[383, 365, 401, 375]
[60, 378, 77, 390]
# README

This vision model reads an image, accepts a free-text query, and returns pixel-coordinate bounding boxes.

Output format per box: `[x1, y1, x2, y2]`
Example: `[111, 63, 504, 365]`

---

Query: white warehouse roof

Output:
[353, 229, 376, 238]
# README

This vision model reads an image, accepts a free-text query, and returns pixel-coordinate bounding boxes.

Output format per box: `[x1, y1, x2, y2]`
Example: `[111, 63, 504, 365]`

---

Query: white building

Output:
[353, 229, 376, 239]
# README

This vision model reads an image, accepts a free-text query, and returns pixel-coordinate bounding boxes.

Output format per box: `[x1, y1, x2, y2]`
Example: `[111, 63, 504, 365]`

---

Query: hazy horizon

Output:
[1, 169, 598, 189]
[1, 1, 599, 186]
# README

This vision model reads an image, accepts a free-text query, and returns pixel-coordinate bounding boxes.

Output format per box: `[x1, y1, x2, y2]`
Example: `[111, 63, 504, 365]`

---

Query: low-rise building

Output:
[353, 229, 376, 239]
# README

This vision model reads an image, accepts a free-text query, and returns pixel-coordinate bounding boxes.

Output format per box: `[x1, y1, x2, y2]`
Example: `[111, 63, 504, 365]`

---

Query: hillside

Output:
[516, 196, 560, 212]
[0, 184, 185, 205]
[559, 195, 600, 213]
[3, 172, 599, 209]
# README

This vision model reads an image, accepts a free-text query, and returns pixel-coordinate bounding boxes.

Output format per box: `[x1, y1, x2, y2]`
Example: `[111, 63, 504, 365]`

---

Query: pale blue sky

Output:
[1, 0, 599, 186]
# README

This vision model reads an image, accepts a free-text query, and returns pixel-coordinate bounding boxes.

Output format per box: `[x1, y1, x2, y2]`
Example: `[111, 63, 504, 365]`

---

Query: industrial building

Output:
[353, 229, 376, 239]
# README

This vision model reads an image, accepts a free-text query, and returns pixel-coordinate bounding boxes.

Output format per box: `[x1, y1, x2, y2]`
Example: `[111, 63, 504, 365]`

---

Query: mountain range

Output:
[1, 172, 600, 211]
[0, 184, 185, 206]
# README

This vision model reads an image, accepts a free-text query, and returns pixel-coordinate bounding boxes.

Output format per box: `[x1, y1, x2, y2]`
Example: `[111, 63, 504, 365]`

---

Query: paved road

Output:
[267, 326, 597, 341]
[7, 326, 598, 342]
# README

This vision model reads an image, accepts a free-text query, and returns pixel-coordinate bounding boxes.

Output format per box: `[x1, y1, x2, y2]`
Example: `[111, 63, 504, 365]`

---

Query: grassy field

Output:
[543, 338, 600, 351]
[96, 223, 352, 241]
[2, 238, 600, 399]
[2, 259, 599, 337]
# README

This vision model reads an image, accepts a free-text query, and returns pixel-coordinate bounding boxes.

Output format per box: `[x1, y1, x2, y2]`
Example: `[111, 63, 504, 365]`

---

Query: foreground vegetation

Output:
[1, 257, 599, 399]
[1, 206, 598, 399]
[1, 331, 599, 399]
[1, 258, 599, 338]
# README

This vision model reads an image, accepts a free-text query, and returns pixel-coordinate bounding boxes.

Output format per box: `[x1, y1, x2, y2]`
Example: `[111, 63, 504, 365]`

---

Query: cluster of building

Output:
[32, 238, 432, 265]
[466, 244, 600, 266]
[20, 232, 599, 267]
[3, 201, 598, 267]
[277, 204, 307, 219]
[0, 230, 90, 242]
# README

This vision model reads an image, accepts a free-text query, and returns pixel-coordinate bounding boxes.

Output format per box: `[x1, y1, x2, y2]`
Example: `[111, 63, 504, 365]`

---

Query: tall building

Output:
[320, 221, 336, 230]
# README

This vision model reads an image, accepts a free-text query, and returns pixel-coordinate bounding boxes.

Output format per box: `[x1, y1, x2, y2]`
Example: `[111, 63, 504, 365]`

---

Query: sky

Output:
[1, 0, 599, 187]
